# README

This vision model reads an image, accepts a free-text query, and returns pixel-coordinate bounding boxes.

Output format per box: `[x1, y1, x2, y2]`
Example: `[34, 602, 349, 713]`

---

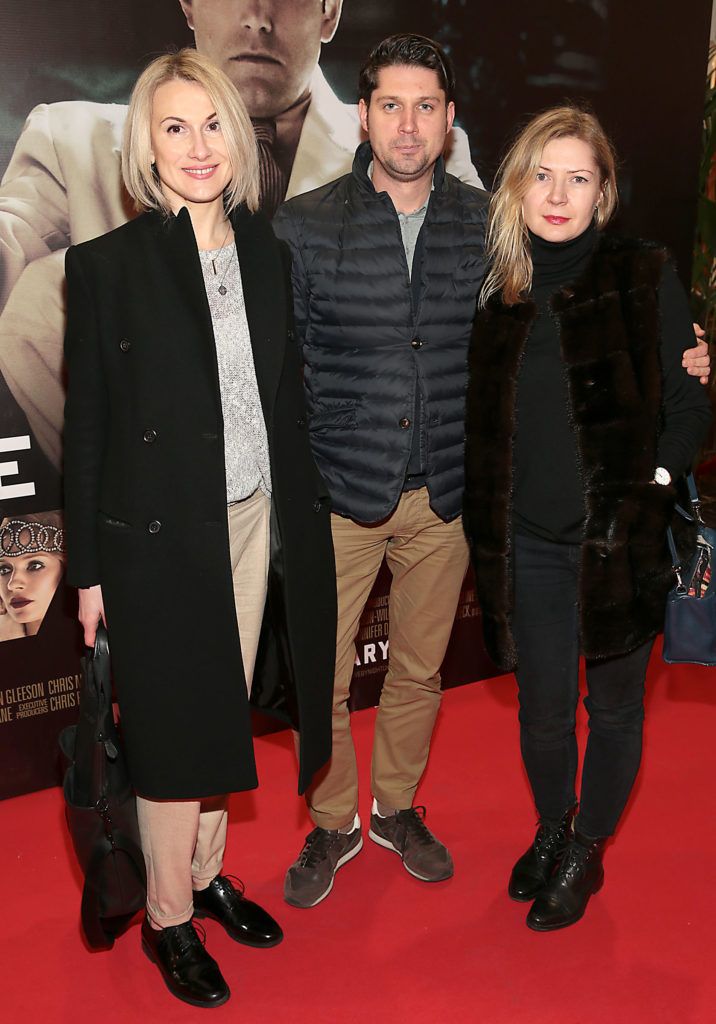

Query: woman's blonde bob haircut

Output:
[480, 105, 618, 307]
[122, 48, 260, 217]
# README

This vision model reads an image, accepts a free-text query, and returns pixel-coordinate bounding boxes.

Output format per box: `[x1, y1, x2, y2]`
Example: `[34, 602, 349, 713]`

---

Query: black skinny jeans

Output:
[512, 532, 654, 838]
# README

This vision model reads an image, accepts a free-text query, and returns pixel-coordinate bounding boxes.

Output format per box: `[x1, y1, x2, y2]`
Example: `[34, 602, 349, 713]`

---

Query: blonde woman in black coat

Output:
[464, 106, 711, 932]
[63, 50, 336, 1008]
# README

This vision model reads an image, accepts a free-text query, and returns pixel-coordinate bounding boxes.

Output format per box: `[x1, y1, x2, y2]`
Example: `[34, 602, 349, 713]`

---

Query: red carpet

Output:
[1, 637, 714, 1024]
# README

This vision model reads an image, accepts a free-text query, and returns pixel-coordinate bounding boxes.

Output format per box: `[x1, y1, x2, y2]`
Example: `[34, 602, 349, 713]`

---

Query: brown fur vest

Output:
[464, 235, 679, 670]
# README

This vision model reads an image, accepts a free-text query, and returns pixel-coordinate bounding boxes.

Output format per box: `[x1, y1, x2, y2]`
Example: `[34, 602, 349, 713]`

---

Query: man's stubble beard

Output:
[378, 143, 433, 183]
[368, 114, 450, 184]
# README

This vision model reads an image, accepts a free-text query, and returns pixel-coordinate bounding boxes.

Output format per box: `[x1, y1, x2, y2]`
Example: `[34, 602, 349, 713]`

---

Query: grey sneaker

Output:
[283, 824, 363, 908]
[368, 805, 453, 881]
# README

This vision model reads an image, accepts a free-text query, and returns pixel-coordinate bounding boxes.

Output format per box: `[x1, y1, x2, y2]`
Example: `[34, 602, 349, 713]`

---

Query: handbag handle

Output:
[666, 526, 686, 593]
[673, 472, 704, 526]
[667, 471, 704, 593]
[90, 623, 118, 760]
[91, 623, 111, 694]
[93, 622, 110, 662]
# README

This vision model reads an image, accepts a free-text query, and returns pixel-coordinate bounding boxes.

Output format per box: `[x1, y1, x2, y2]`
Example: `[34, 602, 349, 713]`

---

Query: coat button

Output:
[313, 499, 322, 512]
[143, 428, 157, 443]
[287, 328, 295, 341]
[297, 417, 306, 429]
[148, 520, 162, 534]
[399, 417, 411, 429]
[119, 339, 131, 352]
[411, 338, 423, 349]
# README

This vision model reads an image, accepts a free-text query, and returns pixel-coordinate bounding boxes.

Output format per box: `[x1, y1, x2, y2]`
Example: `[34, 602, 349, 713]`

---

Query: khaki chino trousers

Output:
[306, 487, 470, 830]
[136, 489, 270, 928]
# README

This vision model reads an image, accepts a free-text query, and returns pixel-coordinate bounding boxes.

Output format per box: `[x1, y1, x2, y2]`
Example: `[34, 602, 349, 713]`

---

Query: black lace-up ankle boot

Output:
[508, 808, 575, 902]
[526, 831, 607, 931]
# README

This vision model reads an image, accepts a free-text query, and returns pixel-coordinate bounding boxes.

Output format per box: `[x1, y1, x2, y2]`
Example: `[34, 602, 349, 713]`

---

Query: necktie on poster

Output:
[252, 118, 288, 220]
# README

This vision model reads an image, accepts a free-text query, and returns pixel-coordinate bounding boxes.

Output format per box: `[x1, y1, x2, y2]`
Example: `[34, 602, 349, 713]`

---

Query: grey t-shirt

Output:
[397, 201, 428, 279]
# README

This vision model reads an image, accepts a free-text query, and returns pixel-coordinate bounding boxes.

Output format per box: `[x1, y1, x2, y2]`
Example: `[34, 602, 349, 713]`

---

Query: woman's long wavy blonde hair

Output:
[122, 48, 260, 217]
[480, 105, 619, 307]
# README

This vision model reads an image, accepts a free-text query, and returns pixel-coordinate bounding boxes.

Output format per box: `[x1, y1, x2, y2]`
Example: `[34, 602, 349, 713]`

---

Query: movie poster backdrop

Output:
[0, 0, 711, 798]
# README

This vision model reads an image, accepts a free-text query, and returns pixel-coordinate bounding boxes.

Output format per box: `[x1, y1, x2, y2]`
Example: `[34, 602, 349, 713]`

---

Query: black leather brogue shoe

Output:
[193, 875, 283, 948]
[141, 915, 230, 1008]
[508, 808, 574, 902]
[526, 832, 607, 931]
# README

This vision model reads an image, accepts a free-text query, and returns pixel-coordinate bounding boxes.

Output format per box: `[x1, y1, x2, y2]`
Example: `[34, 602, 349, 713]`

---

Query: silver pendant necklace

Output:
[209, 221, 233, 295]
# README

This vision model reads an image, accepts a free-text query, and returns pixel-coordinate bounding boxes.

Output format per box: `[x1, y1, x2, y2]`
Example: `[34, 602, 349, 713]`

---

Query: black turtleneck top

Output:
[513, 225, 711, 544]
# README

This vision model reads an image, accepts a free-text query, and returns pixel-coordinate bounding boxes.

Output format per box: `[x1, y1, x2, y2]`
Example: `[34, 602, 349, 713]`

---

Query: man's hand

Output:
[78, 584, 106, 648]
[683, 324, 710, 385]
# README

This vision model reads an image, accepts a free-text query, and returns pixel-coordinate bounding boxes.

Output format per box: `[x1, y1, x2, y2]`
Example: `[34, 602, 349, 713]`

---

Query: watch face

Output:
[655, 468, 671, 485]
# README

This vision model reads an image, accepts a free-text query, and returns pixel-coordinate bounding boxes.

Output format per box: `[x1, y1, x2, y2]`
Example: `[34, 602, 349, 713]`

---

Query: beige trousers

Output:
[137, 489, 270, 928]
[306, 487, 470, 830]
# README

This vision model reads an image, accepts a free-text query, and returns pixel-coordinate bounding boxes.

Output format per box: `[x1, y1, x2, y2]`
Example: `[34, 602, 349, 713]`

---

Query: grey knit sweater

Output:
[198, 243, 271, 503]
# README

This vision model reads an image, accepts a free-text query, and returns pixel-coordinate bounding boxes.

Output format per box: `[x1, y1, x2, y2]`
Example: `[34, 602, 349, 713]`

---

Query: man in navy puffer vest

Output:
[274, 33, 490, 907]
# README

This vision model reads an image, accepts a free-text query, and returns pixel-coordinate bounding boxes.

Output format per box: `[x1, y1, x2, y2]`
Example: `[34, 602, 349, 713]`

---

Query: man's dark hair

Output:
[358, 34, 456, 107]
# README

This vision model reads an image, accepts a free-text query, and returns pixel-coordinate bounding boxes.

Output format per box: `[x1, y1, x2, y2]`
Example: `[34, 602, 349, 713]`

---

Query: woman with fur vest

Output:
[464, 106, 711, 931]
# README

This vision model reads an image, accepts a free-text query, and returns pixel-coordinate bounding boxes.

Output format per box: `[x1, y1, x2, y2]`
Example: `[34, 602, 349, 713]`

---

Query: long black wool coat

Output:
[63, 205, 336, 800]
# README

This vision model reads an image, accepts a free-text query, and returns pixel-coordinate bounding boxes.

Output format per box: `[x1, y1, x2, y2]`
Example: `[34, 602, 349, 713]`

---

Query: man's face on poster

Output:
[179, 0, 343, 119]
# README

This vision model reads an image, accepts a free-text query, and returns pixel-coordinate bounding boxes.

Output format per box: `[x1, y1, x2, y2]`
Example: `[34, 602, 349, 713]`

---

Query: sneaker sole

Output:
[141, 939, 231, 1008]
[367, 828, 453, 882]
[284, 835, 364, 909]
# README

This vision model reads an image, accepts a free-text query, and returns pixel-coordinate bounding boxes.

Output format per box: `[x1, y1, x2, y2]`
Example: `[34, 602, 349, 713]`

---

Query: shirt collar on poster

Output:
[272, 91, 312, 176]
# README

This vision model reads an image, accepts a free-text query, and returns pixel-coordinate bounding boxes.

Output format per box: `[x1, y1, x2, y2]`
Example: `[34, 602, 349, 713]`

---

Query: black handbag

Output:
[663, 473, 716, 666]
[59, 624, 146, 950]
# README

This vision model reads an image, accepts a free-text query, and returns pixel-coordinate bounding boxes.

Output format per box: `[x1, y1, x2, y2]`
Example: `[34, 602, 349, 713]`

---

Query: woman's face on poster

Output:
[522, 136, 604, 243]
[150, 78, 233, 214]
[0, 551, 65, 633]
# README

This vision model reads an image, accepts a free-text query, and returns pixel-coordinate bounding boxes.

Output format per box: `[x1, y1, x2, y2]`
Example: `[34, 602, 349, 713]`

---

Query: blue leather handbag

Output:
[663, 474, 716, 666]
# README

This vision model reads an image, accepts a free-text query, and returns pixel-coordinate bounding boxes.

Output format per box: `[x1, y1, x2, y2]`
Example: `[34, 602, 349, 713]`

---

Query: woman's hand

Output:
[78, 584, 106, 647]
[683, 326, 710, 385]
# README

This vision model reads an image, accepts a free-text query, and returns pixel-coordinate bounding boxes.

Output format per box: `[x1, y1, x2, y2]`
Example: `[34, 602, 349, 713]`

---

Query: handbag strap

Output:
[685, 472, 703, 516]
[91, 624, 118, 761]
[665, 525, 685, 587]
[673, 472, 704, 526]
[92, 623, 111, 694]
[667, 471, 704, 593]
